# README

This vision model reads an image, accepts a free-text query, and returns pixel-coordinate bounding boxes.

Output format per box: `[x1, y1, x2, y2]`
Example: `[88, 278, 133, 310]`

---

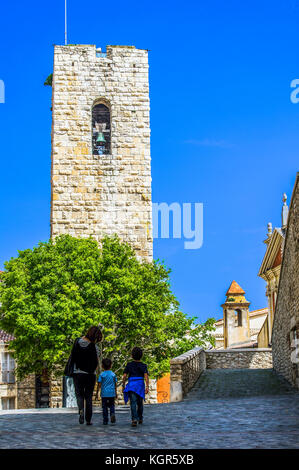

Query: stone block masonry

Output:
[51, 45, 152, 261]
[17, 375, 36, 409]
[272, 173, 299, 389]
[205, 348, 273, 369]
[170, 347, 206, 402]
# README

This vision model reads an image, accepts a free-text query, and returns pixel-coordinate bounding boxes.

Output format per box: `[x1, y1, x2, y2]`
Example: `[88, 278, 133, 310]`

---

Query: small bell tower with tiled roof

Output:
[221, 281, 251, 348]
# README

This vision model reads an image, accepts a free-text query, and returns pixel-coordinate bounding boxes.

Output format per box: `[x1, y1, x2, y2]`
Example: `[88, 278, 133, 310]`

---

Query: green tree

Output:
[44, 73, 53, 87]
[0, 235, 215, 379]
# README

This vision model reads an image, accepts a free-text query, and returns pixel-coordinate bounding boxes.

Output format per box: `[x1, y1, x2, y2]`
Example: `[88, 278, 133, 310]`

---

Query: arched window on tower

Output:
[92, 103, 111, 155]
[236, 309, 242, 327]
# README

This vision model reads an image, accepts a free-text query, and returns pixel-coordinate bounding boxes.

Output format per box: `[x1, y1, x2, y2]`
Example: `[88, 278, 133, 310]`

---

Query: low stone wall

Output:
[49, 376, 158, 408]
[170, 347, 206, 402]
[114, 379, 157, 405]
[205, 348, 273, 369]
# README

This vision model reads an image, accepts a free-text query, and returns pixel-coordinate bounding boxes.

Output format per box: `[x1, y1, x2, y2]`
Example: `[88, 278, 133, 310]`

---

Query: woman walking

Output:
[70, 326, 102, 425]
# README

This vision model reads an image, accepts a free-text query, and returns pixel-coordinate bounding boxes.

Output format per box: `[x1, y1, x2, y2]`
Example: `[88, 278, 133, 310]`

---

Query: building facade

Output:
[0, 331, 16, 410]
[51, 44, 153, 261]
[0, 331, 36, 410]
[272, 173, 299, 389]
[257, 194, 289, 346]
[214, 307, 268, 349]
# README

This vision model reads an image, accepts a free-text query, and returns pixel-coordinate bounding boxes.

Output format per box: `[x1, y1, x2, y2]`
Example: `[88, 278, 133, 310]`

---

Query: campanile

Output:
[51, 45, 152, 260]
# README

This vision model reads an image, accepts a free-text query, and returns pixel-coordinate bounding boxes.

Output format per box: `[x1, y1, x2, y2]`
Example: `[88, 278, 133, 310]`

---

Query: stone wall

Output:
[51, 45, 152, 261]
[114, 379, 157, 405]
[16, 375, 36, 409]
[272, 173, 299, 389]
[205, 349, 273, 369]
[49, 375, 157, 408]
[170, 348, 206, 402]
[49, 376, 63, 408]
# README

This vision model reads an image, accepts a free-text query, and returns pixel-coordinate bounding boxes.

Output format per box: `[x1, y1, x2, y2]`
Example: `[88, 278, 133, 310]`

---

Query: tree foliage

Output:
[0, 235, 215, 379]
[44, 73, 53, 87]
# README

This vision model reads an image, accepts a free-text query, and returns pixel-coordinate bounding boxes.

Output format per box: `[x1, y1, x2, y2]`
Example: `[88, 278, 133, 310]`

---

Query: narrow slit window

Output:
[236, 309, 242, 327]
[92, 103, 111, 155]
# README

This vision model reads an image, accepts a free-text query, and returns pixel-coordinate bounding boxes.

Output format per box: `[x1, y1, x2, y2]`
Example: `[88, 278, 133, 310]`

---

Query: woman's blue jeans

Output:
[129, 391, 143, 421]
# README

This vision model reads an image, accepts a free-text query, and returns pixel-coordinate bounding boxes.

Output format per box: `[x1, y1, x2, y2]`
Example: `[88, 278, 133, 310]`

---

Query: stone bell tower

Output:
[222, 281, 251, 348]
[50, 45, 152, 261]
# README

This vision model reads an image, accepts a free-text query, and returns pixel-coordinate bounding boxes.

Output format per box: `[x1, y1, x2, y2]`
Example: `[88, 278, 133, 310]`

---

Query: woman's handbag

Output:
[64, 338, 79, 377]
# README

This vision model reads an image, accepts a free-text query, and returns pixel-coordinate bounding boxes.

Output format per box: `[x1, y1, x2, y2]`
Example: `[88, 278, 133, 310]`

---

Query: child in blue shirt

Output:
[95, 358, 117, 425]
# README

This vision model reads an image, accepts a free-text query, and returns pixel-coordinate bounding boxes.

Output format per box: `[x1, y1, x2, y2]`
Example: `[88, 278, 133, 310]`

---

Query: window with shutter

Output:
[1, 353, 15, 383]
[1, 353, 8, 383]
[8, 355, 15, 383]
[1, 397, 15, 410]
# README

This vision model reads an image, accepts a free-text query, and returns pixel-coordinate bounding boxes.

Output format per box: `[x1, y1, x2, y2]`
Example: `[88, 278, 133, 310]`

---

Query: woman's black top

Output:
[72, 338, 98, 374]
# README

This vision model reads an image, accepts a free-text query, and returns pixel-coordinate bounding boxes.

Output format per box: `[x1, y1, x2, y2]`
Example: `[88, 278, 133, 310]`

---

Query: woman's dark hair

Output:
[102, 358, 112, 370]
[132, 347, 143, 360]
[85, 326, 102, 343]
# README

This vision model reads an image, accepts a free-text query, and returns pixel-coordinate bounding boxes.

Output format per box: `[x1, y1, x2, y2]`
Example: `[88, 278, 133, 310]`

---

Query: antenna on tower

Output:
[65, 0, 68, 45]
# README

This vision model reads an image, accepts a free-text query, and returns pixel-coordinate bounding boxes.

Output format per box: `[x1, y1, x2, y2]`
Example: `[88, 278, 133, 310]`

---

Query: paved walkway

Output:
[0, 369, 298, 449]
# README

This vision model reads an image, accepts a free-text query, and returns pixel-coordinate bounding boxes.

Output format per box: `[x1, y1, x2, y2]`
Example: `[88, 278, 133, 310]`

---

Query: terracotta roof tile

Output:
[226, 280, 245, 296]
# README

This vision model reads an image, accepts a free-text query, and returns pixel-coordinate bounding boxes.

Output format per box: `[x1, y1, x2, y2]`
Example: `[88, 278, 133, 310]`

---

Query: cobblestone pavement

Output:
[0, 369, 298, 449]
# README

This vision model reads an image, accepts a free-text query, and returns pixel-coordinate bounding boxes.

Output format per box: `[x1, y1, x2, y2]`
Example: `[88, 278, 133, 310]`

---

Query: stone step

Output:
[184, 368, 297, 400]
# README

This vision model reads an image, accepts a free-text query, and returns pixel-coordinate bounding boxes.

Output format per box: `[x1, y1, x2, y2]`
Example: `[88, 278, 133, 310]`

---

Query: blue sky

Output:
[0, 0, 298, 323]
